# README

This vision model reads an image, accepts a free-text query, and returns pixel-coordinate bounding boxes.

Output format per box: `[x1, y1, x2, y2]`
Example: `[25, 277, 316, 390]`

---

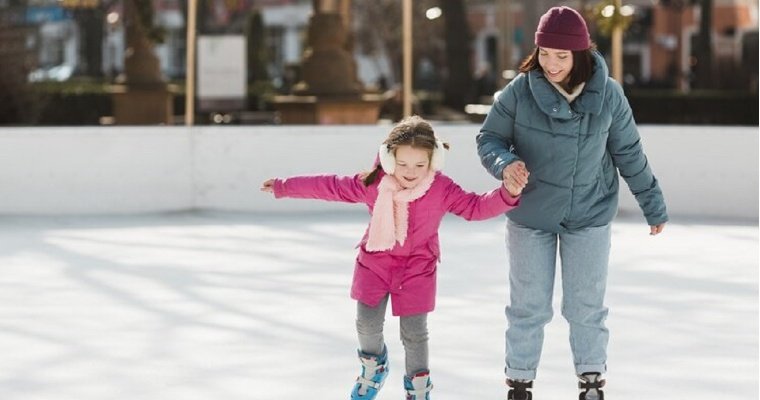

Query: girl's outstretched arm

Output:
[260, 179, 275, 193]
[267, 174, 369, 204]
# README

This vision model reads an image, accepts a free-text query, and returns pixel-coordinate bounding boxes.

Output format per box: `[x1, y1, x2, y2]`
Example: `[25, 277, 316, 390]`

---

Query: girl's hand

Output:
[503, 161, 529, 196]
[649, 223, 666, 236]
[504, 181, 525, 197]
[260, 179, 275, 193]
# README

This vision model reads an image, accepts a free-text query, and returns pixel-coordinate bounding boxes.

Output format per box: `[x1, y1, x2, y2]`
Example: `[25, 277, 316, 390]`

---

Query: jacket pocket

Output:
[598, 153, 615, 195]
[427, 241, 441, 263]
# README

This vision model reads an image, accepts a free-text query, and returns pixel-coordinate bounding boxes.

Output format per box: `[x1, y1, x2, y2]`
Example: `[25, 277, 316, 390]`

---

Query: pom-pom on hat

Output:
[535, 6, 591, 51]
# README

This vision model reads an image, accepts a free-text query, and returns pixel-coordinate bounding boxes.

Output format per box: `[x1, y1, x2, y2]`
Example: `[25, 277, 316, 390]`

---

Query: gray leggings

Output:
[356, 295, 429, 376]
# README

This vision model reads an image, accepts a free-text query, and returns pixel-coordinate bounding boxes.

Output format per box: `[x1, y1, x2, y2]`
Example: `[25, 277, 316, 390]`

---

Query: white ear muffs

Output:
[431, 139, 446, 171]
[379, 140, 447, 175]
[379, 144, 396, 174]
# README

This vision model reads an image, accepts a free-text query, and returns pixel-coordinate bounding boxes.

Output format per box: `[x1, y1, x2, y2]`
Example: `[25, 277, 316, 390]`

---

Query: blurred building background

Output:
[0, 0, 757, 125]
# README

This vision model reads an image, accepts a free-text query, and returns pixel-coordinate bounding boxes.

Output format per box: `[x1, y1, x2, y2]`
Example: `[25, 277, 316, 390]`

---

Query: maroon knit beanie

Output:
[535, 6, 591, 51]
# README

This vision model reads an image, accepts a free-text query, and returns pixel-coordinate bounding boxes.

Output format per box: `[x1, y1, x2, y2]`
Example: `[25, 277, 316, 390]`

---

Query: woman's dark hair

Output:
[518, 44, 596, 91]
[362, 115, 449, 186]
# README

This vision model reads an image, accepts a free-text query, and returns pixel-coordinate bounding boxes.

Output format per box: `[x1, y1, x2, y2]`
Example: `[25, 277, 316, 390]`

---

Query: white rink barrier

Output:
[0, 125, 756, 220]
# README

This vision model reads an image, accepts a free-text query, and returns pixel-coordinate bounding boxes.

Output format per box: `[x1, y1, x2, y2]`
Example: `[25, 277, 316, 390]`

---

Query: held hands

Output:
[502, 161, 530, 197]
[260, 178, 275, 193]
[649, 223, 666, 236]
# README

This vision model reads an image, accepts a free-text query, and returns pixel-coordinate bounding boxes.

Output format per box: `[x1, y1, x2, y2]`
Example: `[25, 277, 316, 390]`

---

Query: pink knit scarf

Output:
[366, 172, 436, 252]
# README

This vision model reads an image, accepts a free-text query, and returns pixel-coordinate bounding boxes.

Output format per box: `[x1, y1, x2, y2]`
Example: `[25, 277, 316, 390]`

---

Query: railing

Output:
[0, 124, 756, 220]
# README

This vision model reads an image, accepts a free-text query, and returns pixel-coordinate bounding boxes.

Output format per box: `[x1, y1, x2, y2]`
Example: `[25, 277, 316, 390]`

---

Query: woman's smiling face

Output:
[538, 47, 573, 86]
[392, 145, 431, 189]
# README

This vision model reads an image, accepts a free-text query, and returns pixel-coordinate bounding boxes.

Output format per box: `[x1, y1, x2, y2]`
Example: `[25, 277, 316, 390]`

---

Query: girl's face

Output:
[392, 145, 431, 189]
[538, 47, 574, 86]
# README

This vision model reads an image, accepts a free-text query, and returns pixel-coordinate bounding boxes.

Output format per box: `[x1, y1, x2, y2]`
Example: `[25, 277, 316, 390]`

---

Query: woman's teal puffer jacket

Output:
[477, 51, 668, 233]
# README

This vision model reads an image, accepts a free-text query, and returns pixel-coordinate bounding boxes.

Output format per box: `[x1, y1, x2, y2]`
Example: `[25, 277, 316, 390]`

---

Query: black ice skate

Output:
[506, 378, 533, 400]
[578, 372, 605, 400]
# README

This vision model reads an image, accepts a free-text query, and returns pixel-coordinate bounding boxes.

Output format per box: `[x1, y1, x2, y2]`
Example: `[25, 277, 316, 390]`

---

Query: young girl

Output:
[261, 116, 528, 400]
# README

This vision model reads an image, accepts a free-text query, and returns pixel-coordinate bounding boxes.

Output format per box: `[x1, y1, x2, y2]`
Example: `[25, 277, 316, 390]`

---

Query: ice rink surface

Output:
[0, 211, 757, 400]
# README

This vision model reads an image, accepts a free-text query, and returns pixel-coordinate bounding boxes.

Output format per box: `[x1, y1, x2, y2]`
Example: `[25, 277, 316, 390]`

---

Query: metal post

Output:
[185, 0, 198, 126]
[339, 0, 351, 32]
[498, 0, 513, 74]
[611, 0, 623, 82]
[504, 0, 513, 72]
[402, 0, 412, 117]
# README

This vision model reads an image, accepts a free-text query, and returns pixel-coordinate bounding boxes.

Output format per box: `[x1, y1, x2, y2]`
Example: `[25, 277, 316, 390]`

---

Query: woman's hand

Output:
[502, 161, 530, 196]
[649, 223, 666, 236]
[260, 179, 275, 193]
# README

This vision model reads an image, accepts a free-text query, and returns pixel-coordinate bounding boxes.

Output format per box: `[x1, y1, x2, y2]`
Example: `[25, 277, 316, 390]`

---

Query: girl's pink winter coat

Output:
[272, 170, 519, 316]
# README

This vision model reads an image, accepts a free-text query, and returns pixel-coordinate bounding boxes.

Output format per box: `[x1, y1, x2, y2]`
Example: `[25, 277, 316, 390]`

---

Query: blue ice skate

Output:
[404, 370, 432, 400]
[350, 347, 388, 400]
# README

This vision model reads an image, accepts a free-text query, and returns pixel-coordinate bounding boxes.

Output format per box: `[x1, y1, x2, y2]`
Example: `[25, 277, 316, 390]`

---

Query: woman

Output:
[476, 6, 668, 400]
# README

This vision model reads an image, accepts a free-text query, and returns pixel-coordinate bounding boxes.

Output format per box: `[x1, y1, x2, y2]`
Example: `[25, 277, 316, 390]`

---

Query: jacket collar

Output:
[527, 50, 608, 119]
